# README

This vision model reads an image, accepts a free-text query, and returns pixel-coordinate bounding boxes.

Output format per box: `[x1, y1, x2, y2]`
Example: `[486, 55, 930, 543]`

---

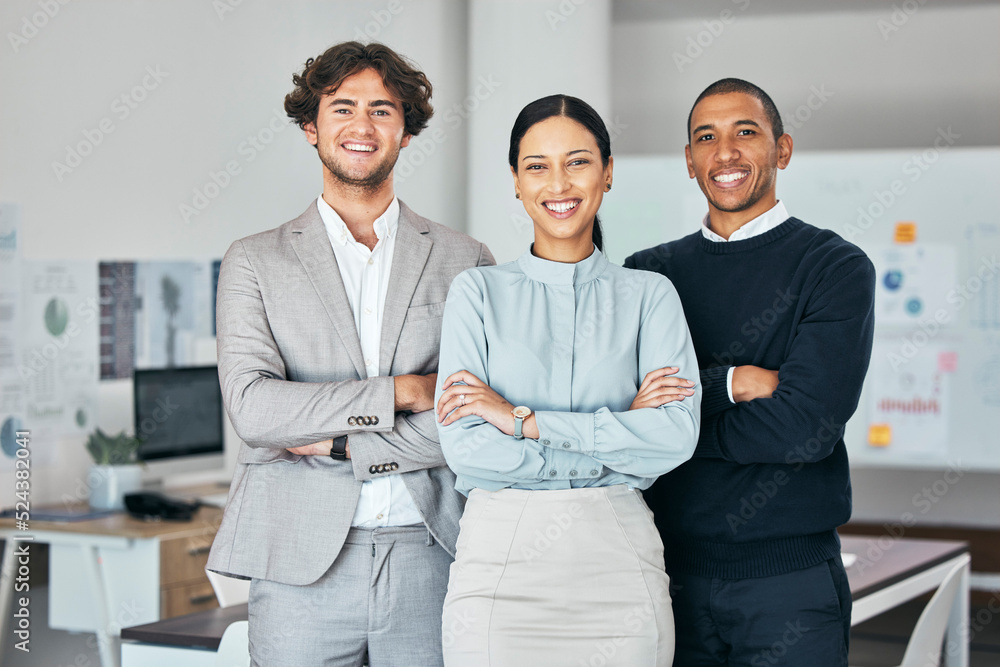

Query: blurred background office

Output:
[1, 0, 999, 665]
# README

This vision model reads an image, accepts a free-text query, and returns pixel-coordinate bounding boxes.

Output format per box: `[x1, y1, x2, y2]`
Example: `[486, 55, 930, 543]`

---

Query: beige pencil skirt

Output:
[441, 485, 674, 667]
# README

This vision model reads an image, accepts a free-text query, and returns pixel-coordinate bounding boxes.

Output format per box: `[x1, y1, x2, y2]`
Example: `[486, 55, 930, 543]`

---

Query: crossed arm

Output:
[218, 239, 491, 480]
[692, 257, 876, 464]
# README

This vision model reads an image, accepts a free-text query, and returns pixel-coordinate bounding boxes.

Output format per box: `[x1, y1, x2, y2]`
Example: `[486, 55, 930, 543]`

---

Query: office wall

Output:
[611, 4, 1000, 528]
[0, 0, 470, 504]
[611, 4, 1000, 153]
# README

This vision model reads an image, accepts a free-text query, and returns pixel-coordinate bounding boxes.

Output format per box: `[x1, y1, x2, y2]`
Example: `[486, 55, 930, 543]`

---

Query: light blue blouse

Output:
[436, 247, 701, 496]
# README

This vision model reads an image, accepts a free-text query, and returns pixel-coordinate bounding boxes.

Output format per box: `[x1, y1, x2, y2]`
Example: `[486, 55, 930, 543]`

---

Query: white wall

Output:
[0, 0, 470, 503]
[611, 4, 1000, 153]
[466, 0, 613, 264]
[611, 3, 1000, 528]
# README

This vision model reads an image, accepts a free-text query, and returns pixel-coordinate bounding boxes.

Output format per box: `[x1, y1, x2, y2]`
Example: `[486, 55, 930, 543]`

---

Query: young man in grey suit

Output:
[207, 42, 494, 667]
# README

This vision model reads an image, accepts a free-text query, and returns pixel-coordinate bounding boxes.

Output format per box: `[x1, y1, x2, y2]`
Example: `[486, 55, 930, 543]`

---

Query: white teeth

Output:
[544, 201, 579, 213]
[344, 143, 375, 152]
[713, 171, 747, 183]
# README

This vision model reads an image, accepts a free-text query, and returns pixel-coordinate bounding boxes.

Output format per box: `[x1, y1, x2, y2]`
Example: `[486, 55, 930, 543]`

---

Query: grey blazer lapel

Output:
[289, 206, 367, 379]
[379, 202, 432, 375]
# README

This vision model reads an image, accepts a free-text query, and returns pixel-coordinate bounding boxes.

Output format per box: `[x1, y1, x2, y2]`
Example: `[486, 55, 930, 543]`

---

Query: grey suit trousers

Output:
[248, 525, 452, 667]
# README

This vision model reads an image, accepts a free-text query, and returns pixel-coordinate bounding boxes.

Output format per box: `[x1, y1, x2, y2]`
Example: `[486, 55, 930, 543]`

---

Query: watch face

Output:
[512, 406, 531, 419]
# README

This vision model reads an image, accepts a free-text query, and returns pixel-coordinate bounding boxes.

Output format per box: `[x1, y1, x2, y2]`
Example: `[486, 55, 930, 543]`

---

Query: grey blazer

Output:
[207, 200, 494, 585]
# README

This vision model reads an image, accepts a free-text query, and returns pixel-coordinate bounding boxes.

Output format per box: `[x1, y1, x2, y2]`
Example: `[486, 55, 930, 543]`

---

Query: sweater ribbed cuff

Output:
[700, 365, 734, 418]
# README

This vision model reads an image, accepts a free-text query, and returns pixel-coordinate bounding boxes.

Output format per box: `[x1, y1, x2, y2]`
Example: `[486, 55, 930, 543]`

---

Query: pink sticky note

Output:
[938, 351, 958, 373]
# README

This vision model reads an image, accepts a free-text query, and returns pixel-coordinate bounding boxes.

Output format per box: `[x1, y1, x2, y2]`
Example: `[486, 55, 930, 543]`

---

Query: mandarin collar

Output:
[517, 245, 608, 286]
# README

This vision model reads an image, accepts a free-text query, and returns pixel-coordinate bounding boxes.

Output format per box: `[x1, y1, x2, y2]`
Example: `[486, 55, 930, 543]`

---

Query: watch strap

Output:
[329, 435, 348, 461]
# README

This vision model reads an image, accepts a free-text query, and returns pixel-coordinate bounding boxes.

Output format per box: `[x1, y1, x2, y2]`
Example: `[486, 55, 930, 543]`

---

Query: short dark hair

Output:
[284, 41, 433, 137]
[508, 95, 611, 251]
[687, 78, 783, 142]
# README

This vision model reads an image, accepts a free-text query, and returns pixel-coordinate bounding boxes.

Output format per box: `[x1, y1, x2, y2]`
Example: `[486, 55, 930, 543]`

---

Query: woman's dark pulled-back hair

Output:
[285, 41, 433, 137]
[508, 95, 611, 252]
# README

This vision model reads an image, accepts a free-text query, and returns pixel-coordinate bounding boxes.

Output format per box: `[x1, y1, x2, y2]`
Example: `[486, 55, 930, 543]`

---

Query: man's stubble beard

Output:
[702, 166, 776, 214]
[318, 137, 402, 195]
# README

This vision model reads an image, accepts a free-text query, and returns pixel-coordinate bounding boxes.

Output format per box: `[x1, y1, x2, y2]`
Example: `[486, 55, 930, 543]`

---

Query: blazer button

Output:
[390, 462, 399, 471]
[356, 415, 364, 425]
[363, 416, 371, 426]
[372, 416, 379, 425]
[348, 416, 357, 426]
[369, 464, 378, 474]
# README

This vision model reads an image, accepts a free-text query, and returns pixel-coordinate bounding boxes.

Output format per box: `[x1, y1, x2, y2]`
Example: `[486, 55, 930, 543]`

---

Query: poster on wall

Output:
[0, 204, 25, 469]
[99, 261, 136, 380]
[12, 260, 100, 468]
[99, 260, 220, 379]
[866, 337, 954, 457]
[133, 261, 217, 369]
[870, 244, 958, 327]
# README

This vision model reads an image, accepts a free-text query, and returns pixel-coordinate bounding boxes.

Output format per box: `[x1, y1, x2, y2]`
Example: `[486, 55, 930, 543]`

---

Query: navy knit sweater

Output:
[625, 218, 875, 579]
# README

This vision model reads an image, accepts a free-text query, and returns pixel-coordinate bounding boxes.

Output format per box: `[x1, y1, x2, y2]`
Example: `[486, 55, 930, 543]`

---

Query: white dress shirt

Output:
[699, 201, 790, 403]
[317, 196, 424, 528]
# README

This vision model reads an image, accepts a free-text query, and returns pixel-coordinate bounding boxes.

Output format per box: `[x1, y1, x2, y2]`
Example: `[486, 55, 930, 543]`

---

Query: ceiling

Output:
[612, 0, 999, 22]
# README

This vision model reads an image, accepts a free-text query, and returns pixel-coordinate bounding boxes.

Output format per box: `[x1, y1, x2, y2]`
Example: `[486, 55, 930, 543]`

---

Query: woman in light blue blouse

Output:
[434, 95, 701, 666]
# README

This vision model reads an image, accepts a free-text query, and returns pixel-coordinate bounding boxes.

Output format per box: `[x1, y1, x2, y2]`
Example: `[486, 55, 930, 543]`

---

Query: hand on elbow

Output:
[394, 374, 437, 413]
[732, 366, 779, 403]
[629, 367, 695, 410]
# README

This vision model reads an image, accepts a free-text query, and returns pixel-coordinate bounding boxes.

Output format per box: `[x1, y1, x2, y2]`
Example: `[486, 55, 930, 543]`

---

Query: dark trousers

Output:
[670, 558, 851, 667]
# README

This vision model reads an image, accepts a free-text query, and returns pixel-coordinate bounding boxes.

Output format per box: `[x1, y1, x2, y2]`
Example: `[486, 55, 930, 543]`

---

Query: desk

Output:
[841, 535, 970, 667]
[0, 498, 224, 667]
[120, 535, 972, 667]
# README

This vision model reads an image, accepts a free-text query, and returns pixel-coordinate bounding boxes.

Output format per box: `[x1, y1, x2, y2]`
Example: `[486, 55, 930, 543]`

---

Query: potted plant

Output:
[85, 428, 144, 510]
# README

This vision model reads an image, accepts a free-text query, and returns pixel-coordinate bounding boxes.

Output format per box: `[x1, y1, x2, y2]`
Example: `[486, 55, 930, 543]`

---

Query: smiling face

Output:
[512, 116, 612, 259]
[685, 92, 792, 231]
[304, 68, 410, 194]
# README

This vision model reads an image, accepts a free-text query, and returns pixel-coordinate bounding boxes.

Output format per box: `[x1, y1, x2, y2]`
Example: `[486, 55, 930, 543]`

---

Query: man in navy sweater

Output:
[626, 79, 875, 666]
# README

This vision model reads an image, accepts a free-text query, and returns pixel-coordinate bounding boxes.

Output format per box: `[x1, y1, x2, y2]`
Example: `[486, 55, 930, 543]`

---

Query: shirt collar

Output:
[316, 195, 400, 247]
[517, 245, 609, 286]
[700, 200, 789, 243]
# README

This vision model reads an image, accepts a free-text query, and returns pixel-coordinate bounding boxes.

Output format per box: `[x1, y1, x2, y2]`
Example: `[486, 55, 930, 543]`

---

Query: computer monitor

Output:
[133, 366, 225, 482]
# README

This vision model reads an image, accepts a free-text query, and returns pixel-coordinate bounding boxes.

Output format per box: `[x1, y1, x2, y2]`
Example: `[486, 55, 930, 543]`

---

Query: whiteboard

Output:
[601, 148, 1000, 472]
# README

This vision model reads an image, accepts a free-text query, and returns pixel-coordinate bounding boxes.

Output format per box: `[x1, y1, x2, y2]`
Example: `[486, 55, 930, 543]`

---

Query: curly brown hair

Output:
[284, 41, 433, 137]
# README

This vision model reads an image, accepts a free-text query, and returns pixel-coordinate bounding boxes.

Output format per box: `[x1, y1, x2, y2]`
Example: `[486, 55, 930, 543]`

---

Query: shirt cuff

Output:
[727, 366, 736, 404]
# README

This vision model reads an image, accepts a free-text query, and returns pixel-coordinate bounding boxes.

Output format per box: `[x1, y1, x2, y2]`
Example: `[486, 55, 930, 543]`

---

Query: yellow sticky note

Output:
[894, 222, 917, 244]
[868, 424, 892, 447]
